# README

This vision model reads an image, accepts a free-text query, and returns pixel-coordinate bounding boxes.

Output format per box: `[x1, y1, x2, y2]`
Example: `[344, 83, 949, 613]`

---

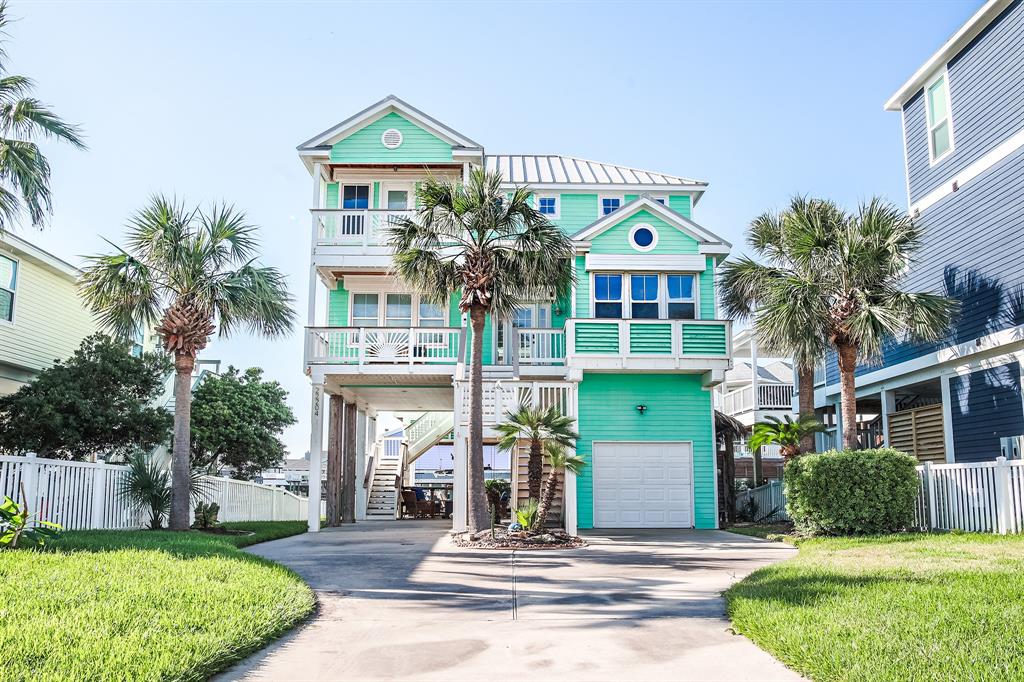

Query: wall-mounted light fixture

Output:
[636, 404, 647, 415]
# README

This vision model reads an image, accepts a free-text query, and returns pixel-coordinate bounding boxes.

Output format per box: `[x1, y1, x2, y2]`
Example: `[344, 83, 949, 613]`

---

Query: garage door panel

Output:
[592, 442, 693, 529]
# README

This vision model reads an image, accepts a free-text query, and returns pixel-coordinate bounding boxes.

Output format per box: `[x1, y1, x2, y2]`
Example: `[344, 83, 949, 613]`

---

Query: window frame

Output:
[417, 299, 446, 327]
[592, 273, 624, 319]
[0, 253, 18, 326]
[666, 273, 697, 320]
[598, 194, 623, 216]
[590, 271, 701, 320]
[348, 289, 453, 328]
[629, 273, 660, 319]
[351, 292, 381, 327]
[341, 183, 371, 210]
[536, 194, 560, 219]
[924, 67, 955, 165]
[628, 223, 659, 252]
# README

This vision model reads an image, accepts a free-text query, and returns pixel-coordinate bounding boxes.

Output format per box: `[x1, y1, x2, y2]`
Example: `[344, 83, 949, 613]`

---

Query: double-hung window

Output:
[538, 196, 558, 217]
[926, 72, 954, 162]
[385, 294, 412, 327]
[342, 184, 370, 209]
[594, 274, 623, 318]
[352, 293, 379, 327]
[667, 275, 696, 319]
[0, 254, 16, 323]
[600, 197, 621, 215]
[630, 274, 659, 319]
[418, 300, 445, 327]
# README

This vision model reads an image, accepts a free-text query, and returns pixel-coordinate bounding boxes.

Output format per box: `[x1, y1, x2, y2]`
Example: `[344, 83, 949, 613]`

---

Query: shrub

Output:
[192, 502, 220, 529]
[515, 498, 539, 530]
[785, 448, 919, 535]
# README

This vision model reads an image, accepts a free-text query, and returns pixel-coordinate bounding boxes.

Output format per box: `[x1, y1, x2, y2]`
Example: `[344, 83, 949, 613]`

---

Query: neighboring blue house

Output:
[814, 0, 1024, 463]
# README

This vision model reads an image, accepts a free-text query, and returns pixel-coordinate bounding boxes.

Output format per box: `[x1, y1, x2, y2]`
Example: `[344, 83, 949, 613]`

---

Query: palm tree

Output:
[749, 415, 826, 460]
[720, 197, 840, 454]
[494, 403, 579, 501]
[534, 442, 586, 532]
[0, 1, 85, 234]
[79, 196, 295, 530]
[387, 169, 574, 533]
[721, 197, 957, 450]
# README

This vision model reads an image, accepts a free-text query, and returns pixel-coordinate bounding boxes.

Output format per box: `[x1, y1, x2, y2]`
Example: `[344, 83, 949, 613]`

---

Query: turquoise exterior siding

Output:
[682, 323, 727, 355]
[325, 183, 339, 209]
[556, 194, 598, 234]
[669, 195, 691, 218]
[328, 281, 349, 325]
[574, 256, 589, 317]
[700, 257, 716, 319]
[576, 373, 716, 529]
[330, 112, 453, 164]
[589, 209, 699, 255]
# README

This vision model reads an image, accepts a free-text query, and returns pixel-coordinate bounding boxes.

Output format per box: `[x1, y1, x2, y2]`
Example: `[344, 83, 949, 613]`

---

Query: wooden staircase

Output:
[366, 455, 400, 519]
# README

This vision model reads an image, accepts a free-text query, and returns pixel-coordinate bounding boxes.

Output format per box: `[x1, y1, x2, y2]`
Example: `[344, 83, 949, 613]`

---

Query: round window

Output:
[381, 128, 403, 149]
[629, 224, 658, 251]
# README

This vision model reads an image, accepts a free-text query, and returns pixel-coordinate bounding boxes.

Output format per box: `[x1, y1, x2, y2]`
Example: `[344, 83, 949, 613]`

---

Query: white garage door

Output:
[592, 442, 693, 528]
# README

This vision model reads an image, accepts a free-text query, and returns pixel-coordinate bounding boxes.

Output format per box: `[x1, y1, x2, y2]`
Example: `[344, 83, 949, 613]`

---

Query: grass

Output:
[0, 520, 314, 681]
[726, 532, 1024, 681]
[726, 522, 794, 541]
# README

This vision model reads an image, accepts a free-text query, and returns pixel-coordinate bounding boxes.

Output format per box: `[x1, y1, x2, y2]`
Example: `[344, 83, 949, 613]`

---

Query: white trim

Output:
[628, 223, 658, 252]
[589, 272, 700, 321]
[535, 193, 560, 219]
[0, 233, 80, 281]
[924, 67, 955, 166]
[585, 254, 706, 272]
[590, 440, 696, 529]
[911, 126, 1024, 215]
[598, 194, 624, 217]
[502, 182, 705, 194]
[940, 372, 956, 462]
[883, 0, 1013, 111]
[380, 128, 403, 150]
[573, 195, 730, 248]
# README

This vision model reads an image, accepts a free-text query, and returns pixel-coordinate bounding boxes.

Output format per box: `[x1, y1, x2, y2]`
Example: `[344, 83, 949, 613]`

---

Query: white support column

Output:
[564, 383, 579, 536]
[940, 372, 956, 462]
[90, 465, 108, 529]
[307, 383, 325, 532]
[749, 332, 760, 420]
[994, 456, 1010, 535]
[452, 388, 468, 531]
[307, 162, 323, 328]
[880, 388, 895, 447]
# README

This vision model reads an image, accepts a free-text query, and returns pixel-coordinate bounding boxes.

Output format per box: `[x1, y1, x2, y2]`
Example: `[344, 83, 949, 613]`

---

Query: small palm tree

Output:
[749, 415, 826, 460]
[0, 2, 85, 234]
[534, 442, 586, 531]
[495, 403, 579, 501]
[721, 197, 957, 450]
[118, 451, 209, 530]
[80, 196, 295, 530]
[387, 169, 574, 532]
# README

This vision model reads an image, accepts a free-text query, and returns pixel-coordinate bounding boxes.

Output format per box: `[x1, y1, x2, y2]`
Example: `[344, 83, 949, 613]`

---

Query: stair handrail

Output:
[363, 441, 379, 491]
[394, 442, 410, 519]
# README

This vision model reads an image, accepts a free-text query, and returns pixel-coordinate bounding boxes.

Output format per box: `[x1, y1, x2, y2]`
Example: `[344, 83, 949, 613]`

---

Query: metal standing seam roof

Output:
[484, 154, 706, 187]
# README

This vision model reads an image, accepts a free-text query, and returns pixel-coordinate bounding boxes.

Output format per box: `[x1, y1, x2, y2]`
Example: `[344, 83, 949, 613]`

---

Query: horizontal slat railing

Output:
[565, 318, 731, 361]
[305, 327, 463, 366]
[0, 454, 308, 529]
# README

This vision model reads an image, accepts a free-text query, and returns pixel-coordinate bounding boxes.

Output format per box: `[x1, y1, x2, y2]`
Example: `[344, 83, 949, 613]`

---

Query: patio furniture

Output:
[400, 489, 433, 518]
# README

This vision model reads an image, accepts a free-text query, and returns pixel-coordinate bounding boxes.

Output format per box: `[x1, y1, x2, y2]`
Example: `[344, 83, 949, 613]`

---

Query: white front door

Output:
[495, 304, 551, 365]
[592, 442, 693, 528]
[381, 182, 413, 210]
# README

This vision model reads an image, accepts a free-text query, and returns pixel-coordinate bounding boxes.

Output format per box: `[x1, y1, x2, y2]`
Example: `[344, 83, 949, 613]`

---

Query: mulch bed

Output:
[452, 527, 587, 550]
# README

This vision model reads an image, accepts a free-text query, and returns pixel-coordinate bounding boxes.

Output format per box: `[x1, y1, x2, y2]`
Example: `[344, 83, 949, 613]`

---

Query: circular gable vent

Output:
[381, 128, 403, 149]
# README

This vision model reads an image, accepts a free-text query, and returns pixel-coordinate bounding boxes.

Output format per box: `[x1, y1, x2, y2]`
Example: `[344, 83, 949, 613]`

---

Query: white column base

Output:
[307, 384, 325, 532]
[453, 431, 468, 531]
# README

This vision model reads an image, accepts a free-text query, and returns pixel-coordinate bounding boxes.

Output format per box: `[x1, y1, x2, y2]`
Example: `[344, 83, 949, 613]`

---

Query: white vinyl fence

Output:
[0, 454, 309, 530]
[734, 457, 1024, 535]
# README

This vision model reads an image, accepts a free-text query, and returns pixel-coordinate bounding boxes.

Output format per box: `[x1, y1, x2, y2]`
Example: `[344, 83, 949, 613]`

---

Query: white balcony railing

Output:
[721, 382, 795, 416]
[457, 380, 576, 426]
[513, 328, 566, 366]
[312, 209, 415, 247]
[305, 327, 463, 366]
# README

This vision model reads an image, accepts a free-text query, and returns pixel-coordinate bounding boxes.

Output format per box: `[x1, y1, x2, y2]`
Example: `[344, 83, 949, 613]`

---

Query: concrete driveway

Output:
[217, 521, 799, 681]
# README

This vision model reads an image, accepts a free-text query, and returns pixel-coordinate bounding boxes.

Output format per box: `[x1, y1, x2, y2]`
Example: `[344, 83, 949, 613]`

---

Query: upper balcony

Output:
[311, 209, 412, 270]
[720, 383, 795, 417]
[565, 318, 731, 376]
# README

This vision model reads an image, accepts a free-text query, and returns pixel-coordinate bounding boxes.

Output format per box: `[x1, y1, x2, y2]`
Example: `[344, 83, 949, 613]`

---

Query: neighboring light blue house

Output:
[298, 96, 733, 533]
[813, 0, 1024, 464]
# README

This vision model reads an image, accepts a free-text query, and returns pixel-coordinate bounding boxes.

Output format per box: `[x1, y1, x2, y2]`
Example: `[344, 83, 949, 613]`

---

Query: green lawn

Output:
[726, 533, 1024, 681]
[0, 521, 314, 681]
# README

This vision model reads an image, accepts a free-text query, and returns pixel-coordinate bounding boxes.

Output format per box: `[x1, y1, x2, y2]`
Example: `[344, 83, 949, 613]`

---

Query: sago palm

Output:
[721, 197, 956, 450]
[80, 196, 295, 530]
[749, 415, 826, 460]
[0, 1, 85, 234]
[387, 169, 574, 532]
[534, 442, 586, 531]
[720, 197, 840, 453]
[495, 403, 579, 501]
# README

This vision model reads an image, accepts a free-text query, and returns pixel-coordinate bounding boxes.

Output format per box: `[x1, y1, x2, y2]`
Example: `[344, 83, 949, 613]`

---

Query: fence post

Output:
[90, 465, 108, 529]
[994, 456, 1010, 535]
[923, 461, 936, 531]
[21, 453, 39, 516]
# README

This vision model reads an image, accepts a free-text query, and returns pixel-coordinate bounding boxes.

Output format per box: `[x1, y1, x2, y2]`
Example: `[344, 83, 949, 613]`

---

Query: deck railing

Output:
[721, 383, 795, 416]
[513, 328, 566, 366]
[312, 209, 414, 247]
[565, 318, 731, 365]
[305, 326, 463, 365]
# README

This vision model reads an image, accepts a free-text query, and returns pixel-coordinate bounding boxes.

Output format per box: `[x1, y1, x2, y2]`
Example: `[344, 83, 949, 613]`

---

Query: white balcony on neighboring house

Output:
[305, 326, 464, 374]
[310, 208, 414, 269]
[720, 382, 796, 427]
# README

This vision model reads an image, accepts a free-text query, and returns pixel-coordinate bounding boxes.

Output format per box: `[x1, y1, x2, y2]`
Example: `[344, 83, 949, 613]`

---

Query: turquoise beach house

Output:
[299, 96, 732, 533]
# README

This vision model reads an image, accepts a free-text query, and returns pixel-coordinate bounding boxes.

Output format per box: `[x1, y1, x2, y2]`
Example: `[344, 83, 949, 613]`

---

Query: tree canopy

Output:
[0, 334, 172, 459]
[190, 366, 296, 480]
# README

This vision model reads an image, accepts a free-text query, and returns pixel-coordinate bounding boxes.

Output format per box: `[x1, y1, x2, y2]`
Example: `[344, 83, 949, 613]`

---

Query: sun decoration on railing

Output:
[364, 330, 411, 361]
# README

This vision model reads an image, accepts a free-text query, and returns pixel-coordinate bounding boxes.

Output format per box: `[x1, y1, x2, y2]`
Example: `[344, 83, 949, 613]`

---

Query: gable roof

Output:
[884, 0, 1013, 111]
[485, 154, 706, 189]
[297, 95, 483, 152]
[571, 195, 730, 254]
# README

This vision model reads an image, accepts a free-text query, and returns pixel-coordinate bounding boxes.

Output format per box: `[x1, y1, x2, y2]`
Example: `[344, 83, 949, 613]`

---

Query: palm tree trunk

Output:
[168, 353, 194, 531]
[534, 469, 559, 531]
[752, 443, 763, 486]
[527, 438, 542, 501]
[798, 365, 816, 453]
[836, 342, 859, 450]
[723, 434, 736, 524]
[467, 307, 490, 533]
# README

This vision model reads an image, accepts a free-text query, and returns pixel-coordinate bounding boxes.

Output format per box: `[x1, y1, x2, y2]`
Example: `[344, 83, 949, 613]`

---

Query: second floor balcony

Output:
[311, 209, 413, 270]
[720, 382, 796, 417]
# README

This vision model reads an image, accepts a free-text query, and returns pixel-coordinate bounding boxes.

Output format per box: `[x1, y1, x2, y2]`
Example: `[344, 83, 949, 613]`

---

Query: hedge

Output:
[785, 448, 919, 535]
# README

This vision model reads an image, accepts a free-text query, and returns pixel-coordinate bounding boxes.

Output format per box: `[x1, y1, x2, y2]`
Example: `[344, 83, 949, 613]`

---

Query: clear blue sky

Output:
[13, 0, 978, 458]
